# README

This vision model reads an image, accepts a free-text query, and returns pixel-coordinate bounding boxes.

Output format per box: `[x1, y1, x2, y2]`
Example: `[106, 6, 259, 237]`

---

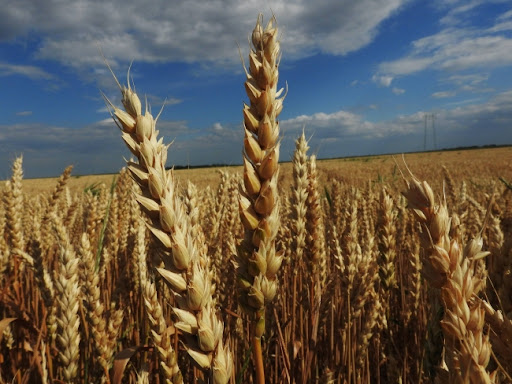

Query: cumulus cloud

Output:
[282, 90, 512, 155]
[372, 74, 393, 87]
[212, 122, 224, 131]
[2, 90, 512, 178]
[0, 118, 191, 178]
[282, 110, 374, 138]
[0, 0, 407, 72]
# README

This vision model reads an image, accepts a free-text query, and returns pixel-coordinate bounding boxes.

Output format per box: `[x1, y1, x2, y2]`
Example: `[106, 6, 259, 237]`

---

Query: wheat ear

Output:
[289, 131, 309, 262]
[78, 232, 118, 377]
[0, 200, 7, 278]
[305, 154, 327, 286]
[402, 169, 495, 382]
[4, 156, 25, 255]
[104, 65, 232, 383]
[481, 300, 512, 375]
[51, 213, 81, 382]
[136, 223, 182, 384]
[237, 13, 284, 384]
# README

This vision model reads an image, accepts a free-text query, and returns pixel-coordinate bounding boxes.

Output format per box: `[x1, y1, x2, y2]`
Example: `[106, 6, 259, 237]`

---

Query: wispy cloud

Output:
[444, 73, 488, 87]
[437, 0, 511, 27]
[438, 73, 494, 95]
[432, 90, 456, 98]
[380, 32, 512, 77]
[15, 111, 32, 116]
[392, 87, 405, 95]
[0, 62, 53, 80]
[376, 5, 512, 81]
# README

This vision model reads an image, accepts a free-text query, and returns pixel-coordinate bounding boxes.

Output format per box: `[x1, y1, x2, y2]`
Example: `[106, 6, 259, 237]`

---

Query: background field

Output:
[1, 144, 511, 383]
[9, 146, 511, 195]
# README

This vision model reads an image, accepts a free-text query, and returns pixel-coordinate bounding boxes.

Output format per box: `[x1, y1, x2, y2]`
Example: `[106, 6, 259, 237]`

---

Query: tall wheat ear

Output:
[103, 63, 232, 384]
[401, 163, 496, 383]
[236, 13, 285, 384]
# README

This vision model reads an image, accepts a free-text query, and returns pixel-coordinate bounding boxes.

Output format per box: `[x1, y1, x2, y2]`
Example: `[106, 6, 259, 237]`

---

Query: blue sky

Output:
[1, 0, 512, 178]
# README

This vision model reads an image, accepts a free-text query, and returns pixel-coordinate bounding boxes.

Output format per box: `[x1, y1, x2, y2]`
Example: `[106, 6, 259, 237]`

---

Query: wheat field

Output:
[1, 13, 512, 384]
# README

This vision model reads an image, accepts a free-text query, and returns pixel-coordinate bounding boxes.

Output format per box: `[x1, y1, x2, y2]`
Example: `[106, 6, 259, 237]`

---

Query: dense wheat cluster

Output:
[1, 13, 512, 384]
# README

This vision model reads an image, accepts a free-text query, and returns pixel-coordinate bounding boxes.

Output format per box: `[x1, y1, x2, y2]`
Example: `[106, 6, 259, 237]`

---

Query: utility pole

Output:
[424, 113, 427, 151]
[423, 113, 437, 151]
[432, 113, 437, 150]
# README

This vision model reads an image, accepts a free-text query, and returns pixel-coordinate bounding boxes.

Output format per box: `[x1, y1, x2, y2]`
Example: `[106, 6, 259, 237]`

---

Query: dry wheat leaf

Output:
[112, 345, 151, 384]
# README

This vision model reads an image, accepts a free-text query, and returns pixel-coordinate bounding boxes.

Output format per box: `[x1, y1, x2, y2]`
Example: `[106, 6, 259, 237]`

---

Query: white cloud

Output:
[487, 20, 512, 33]
[0, 62, 53, 80]
[392, 87, 405, 95]
[2, 91, 512, 178]
[441, 36, 512, 70]
[282, 109, 395, 140]
[497, 9, 512, 21]
[372, 74, 393, 87]
[440, 73, 494, 94]
[379, 57, 433, 76]
[282, 90, 512, 147]
[438, 0, 510, 26]
[0, 0, 408, 71]
[445, 73, 488, 86]
[15, 111, 32, 116]
[432, 90, 456, 98]
[377, 7, 512, 80]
